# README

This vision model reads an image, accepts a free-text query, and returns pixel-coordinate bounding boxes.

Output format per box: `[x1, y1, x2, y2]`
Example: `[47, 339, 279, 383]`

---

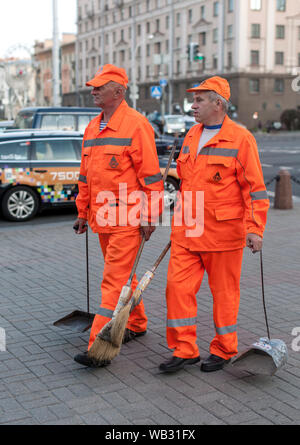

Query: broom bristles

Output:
[110, 304, 131, 347]
[88, 271, 155, 361]
[88, 335, 121, 362]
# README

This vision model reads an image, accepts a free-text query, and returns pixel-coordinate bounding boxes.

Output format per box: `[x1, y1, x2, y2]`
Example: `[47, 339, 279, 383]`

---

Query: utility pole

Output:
[168, 0, 174, 114]
[75, 0, 80, 106]
[52, 0, 60, 106]
[131, 0, 137, 109]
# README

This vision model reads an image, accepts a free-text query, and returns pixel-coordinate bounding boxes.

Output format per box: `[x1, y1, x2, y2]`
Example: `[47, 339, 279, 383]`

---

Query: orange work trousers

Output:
[166, 241, 243, 360]
[88, 229, 148, 350]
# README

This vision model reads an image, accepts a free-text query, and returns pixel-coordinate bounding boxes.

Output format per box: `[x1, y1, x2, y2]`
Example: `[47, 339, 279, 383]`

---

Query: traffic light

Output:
[193, 44, 199, 61]
[187, 43, 204, 62]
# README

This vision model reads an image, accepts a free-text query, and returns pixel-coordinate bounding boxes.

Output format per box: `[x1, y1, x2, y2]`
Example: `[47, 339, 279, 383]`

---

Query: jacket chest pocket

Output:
[83, 146, 92, 170]
[103, 146, 126, 171]
[206, 156, 235, 183]
[176, 153, 190, 179]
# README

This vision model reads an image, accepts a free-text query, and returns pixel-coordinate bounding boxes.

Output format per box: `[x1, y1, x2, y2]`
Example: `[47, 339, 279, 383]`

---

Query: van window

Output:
[40, 114, 76, 130]
[0, 141, 30, 160]
[34, 140, 78, 161]
[78, 115, 92, 132]
[14, 112, 34, 129]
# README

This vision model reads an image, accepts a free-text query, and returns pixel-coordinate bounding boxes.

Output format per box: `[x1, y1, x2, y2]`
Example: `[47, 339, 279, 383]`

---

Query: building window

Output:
[249, 79, 260, 93]
[298, 53, 300, 66]
[213, 2, 219, 16]
[213, 28, 218, 43]
[228, 0, 234, 12]
[200, 5, 205, 19]
[274, 78, 284, 93]
[276, 25, 285, 39]
[275, 51, 284, 65]
[227, 24, 233, 39]
[228, 51, 233, 69]
[250, 0, 261, 10]
[213, 55, 218, 69]
[251, 24, 261, 38]
[276, 0, 286, 11]
[176, 12, 181, 26]
[188, 9, 193, 24]
[166, 15, 169, 29]
[250, 50, 260, 66]
[200, 32, 206, 46]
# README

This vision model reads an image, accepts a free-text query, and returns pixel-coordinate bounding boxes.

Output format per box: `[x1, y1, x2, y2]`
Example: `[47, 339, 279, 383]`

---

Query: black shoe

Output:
[74, 351, 111, 368]
[159, 356, 200, 373]
[122, 328, 147, 344]
[200, 354, 231, 372]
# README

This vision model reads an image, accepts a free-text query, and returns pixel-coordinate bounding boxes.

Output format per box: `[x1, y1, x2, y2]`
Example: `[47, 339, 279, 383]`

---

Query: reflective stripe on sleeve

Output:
[250, 190, 269, 201]
[182, 146, 190, 154]
[215, 324, 237, 335]
[200, 147, 239, 158]
[144, 172, 163, 185]
[84, 138, 132, 147]
[79, 174, 87, 184]
[97, 307, 114, 319]
[167, 317, 197, 328]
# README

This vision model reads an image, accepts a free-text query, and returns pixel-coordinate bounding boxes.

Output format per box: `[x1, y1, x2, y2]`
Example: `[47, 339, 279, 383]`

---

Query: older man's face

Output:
[191, 91, 217, 124]
[91, 82, 117, 109]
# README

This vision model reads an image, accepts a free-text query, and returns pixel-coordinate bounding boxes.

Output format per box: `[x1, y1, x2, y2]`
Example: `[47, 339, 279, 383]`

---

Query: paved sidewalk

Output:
[0, 205, 300, 425]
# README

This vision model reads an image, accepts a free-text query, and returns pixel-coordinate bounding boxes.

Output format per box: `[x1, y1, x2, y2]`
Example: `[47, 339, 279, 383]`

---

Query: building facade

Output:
[34, 34, 76, 106]
[76, 0, 300, 128]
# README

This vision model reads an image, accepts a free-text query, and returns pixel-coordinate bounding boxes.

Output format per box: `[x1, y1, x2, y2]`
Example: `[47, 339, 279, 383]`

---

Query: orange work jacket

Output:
[76, 100, 164, 233]
[172, 115, 269, 251]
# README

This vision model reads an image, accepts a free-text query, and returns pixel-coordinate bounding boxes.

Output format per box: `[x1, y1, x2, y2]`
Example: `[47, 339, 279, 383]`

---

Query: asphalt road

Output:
[256, 132, 300, 203]
[0, 131, 299, 227]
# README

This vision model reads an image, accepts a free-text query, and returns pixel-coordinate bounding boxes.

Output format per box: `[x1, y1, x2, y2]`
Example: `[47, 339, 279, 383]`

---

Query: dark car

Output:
[151, 125, 184, 160]
[14, 107, 99, 132]
[0, 129, 180, 221]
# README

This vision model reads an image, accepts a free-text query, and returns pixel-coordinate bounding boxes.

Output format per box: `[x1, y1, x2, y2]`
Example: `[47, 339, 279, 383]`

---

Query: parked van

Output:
[0, 130, 179, 221]
[14, 107, 99, 132]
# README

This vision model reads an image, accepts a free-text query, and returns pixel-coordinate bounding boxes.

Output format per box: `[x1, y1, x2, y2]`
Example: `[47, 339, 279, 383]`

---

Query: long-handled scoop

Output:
[231, 250, 288, 375]
[53, 228, 95, 332]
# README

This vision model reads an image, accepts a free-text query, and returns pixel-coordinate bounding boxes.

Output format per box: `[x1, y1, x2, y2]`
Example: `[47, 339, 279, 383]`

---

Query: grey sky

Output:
[0, 0, 77, 58]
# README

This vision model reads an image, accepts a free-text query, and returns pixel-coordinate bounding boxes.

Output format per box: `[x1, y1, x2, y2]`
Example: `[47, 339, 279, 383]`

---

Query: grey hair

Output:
[208, 91, 229, 113]
[110, 81, 126, 96]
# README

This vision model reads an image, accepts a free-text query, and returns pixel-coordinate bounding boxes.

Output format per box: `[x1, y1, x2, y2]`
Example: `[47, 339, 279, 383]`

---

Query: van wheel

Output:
[164, 177, 179, 209]
[2, 186, 39, 222]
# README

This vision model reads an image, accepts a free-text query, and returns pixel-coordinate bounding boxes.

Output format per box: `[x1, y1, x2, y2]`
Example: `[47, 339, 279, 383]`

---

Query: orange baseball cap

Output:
[86, 64, 128, 88]
[186, 76, 230, 101]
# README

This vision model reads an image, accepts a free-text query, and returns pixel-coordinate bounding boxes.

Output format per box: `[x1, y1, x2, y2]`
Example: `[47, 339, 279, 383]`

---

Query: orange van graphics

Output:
[0, 132, 82, 221]
[0, 130, 180, 222]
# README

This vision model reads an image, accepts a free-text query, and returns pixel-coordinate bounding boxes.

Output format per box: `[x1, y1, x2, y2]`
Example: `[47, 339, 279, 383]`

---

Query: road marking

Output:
[261, 163, 273, 168]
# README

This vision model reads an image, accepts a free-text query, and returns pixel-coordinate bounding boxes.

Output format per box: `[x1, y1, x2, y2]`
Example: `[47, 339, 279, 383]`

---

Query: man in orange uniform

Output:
[73, 65, 164, 367]
[159, 77, 269, 373]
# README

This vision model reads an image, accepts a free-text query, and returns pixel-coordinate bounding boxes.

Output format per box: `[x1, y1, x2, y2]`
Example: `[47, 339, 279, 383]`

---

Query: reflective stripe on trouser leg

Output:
[201, 249, 243, 360]
[88, 229, 148, 349]
[166, 241, 205, 359]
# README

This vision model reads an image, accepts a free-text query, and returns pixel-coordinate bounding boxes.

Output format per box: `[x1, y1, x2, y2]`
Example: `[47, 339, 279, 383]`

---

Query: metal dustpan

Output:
[53, 227, 95, 333]
[232, 251, 288, 375]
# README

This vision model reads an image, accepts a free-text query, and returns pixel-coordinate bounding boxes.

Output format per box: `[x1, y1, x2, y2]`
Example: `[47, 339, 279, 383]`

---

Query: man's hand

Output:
[73, 218, 88, 234]
[246, 233, 263, 253]
[140, 225, 156, 241]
